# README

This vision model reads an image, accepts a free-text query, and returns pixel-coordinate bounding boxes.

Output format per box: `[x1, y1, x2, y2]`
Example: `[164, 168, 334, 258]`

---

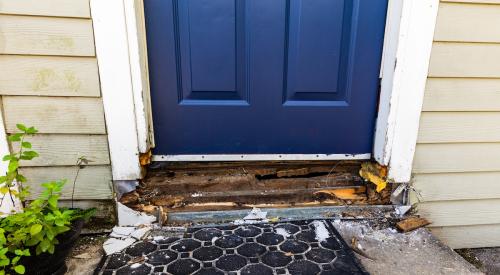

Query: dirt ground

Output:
[66, 235, 107, 275]
[456, 247, 500, 275]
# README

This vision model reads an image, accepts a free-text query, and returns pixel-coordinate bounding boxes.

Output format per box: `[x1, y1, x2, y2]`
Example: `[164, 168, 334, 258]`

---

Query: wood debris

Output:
[359, 162, 388, 193]
[396, 217, 431, 232]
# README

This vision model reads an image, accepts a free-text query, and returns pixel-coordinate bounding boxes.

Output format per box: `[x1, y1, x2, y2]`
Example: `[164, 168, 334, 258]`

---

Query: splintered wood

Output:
[396, 217, 431, 232]
[121, 161, 392, 213]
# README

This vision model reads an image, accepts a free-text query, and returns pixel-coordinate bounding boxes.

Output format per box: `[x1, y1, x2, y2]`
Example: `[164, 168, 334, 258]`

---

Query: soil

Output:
[65, 235, 107, 275]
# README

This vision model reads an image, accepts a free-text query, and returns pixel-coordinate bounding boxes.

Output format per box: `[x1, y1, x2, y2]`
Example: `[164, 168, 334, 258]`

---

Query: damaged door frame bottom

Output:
[163, 205, 396, 225]
[152, 153, 371, 162]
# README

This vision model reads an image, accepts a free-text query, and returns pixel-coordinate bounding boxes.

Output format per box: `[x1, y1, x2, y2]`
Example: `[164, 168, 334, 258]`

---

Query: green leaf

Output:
[15, 174, 26, 183]
[14, 264, 25, 274]
[26, 127, 38, 134]
[30, 224, 42, 236]
[48, 196, 58, 208]
[16, 124, 27, 132]
[39, 239, 50, 252]
[2, 155, 12, 161]
[7, 160, 18, 173]
[21, 151, 38, 160]
[21, 142, 31, 149]
[7, 133, 22, 142]
[0, 258, 9, 267]
[0, 187, 8, 195]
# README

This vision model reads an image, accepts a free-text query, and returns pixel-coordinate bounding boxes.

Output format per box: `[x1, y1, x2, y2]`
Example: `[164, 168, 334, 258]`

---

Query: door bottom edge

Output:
[152, 153, 371, 162]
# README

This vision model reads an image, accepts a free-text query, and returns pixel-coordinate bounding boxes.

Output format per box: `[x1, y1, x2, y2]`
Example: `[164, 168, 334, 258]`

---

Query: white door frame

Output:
[90, 0, 439, 182]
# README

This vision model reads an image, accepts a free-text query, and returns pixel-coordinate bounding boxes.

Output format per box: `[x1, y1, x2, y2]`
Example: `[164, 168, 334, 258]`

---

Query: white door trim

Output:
[373, 0, 439, 182]
[91, 0, 151, 180]
[91, 0, 438, 183]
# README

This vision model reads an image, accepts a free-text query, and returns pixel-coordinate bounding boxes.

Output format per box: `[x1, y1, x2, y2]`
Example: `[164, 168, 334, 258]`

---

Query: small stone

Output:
[73, 252, 92, 259]
[103, 238, 136, 255]
[110, 226, 136, 239]
[131, 227, 152, 240]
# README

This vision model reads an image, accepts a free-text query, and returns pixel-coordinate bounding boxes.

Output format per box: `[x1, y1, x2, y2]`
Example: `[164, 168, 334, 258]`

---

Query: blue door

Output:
[144, 0, 388, 155]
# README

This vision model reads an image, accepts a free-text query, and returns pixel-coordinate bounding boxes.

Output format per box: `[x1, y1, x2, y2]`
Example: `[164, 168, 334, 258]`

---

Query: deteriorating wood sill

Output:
[121, 161, 392, 216]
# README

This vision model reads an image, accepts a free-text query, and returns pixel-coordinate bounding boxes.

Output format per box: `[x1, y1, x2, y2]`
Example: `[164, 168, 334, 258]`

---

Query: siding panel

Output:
[418, 112, 500, 143]
[413, 143, 500, 173]
[0, 15, 95, 56]
[417, 199, 500, 227]
[0, 55, 100, 97]
[428, 42, 500, 77]
[0, 0, 90, 18]
[412, 172, 500, 202]
[21, 166, 112, 200]
[435, 2, 500, 43]
[430, 224, 500, 249]
[3, 96, 106, 134]
[423, 78, 500, 111]
[13, 135, 110, 166]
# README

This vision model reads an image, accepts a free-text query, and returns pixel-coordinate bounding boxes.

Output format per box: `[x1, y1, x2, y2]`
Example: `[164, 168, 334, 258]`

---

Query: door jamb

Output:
[90, 0, 439, 183]
[373, 0, 439, 182]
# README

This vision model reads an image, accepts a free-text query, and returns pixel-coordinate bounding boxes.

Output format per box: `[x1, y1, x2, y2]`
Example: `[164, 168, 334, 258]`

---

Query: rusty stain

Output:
[139, 150, 152, 166]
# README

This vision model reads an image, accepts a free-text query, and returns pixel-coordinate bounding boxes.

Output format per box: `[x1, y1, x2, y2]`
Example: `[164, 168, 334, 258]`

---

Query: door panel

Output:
[144, 0, 388, 155]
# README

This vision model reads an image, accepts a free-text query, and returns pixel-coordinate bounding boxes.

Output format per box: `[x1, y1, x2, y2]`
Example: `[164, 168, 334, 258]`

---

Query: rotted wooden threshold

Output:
[121, 161, 392, 215]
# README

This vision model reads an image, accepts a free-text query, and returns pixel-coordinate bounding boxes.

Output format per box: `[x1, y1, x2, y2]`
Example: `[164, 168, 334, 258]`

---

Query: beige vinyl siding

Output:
[0, 55, 100, 97]
[412, 0, 500, 248]
[0, 1, 113, 210]
[0, 0, 91, 18]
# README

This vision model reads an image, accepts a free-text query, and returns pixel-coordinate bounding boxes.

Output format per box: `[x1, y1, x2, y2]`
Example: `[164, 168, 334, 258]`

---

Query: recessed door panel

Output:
[285, 0, 348, 104]
[177, 0, 247, 103]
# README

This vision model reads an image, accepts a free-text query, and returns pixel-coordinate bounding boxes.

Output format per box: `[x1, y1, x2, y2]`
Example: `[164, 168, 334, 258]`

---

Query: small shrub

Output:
[0, 124, 93, 274]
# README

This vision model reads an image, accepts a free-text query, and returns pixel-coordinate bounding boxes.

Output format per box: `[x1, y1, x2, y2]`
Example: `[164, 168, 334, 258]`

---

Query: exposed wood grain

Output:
[0, 55, 100, 97]
[413, 143, 500, 173]
[435, 2, 500, 43]
[21, 166, 112, 200]
[0, 15, 95, 56]
[411, 172, 500, 202]
[417, 199, 500, 227]
[12, 134, 110, 167]
[423, 78, 500, 111]
[428, 42, 500, 78]
[3, 96, 106, 134]
[418, 112, 500, 143]
[430, 224, 500, 249]
[0, 0, 90, 18]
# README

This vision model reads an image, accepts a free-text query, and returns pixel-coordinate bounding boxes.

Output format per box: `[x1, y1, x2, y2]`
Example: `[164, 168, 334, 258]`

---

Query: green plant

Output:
[0, 125, 94, 274]
[0, 124, 38, 208]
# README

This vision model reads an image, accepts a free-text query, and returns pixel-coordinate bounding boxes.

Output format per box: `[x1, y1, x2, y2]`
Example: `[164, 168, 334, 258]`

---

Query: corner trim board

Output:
[90, 0, 144, 180]
[374, 0, 439, 182]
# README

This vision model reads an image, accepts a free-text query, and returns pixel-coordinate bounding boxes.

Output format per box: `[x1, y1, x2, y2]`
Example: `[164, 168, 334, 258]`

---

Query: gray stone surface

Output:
[334, 220, 482, 275]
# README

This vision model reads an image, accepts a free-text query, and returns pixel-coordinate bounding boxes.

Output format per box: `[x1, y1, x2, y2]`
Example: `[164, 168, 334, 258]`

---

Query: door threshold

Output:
[152, 153, 371, 162]
[165, 205, 395, 226]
